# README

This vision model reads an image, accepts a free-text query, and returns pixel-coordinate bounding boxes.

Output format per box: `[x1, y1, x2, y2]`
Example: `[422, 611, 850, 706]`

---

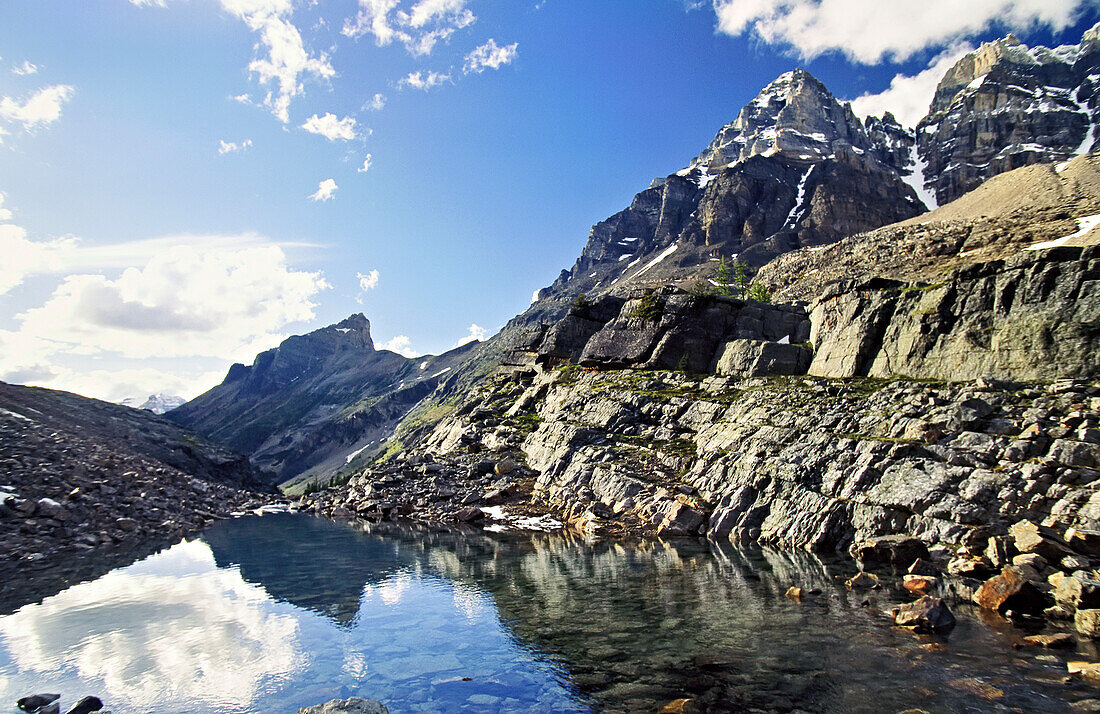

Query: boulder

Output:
[850, 535, 929, 567]
[1051, 572, 1100, 610]
[947, 556, 992, 578]
[658, 502, 705, 536]
[493, 458, 517, 476]
[64, 697, 103, 714]
[297, 699, 390, 714]
[1010, 519, 1071, 562]
[892, 596, 957, 634]
[785, 586, 805, 601]
[846, 571, 879, 589]
[714, 339, 810, 378]
[17, 694, 59, 713]
[973, 567, 1047, 614]
[903, 575, 938, 596]
[1066, 528, 1100, 557]
[1077, 609, 1100, 639]
[454, 507, 485, 523]
[908, 558, 940, 576]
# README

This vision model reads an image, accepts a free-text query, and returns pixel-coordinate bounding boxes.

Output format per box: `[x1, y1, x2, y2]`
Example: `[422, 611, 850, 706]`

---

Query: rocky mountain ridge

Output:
[168, 313, 482, 489]
[170, 24, 1100, 492]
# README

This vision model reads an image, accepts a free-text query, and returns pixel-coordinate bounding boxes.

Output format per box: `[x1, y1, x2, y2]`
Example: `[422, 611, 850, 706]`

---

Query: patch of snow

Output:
[430, 368, 452, 378]
[778, 335, 790, 345]
[621, 237, 637, 242]
[781, 165, 815, 230]
[807, 245, 828, 252]
[630, 244, 679, 280]
[419, 362, 428, 370]
[618, 253, 633, 261]
[1069, 86, 1097, 157]
[335, 327, 352, 333]
[345, 443, 371, 464]
[902, 143, 938, 211]
[0, 408, 32, 422]
[967, 74, 988, 90]
[1026, 213, 1100, 251]
[479, 505, 563, 532]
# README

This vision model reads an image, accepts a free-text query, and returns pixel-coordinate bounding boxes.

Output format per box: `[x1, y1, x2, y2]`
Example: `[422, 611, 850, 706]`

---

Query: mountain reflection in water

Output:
[0, 513, 1092, 712]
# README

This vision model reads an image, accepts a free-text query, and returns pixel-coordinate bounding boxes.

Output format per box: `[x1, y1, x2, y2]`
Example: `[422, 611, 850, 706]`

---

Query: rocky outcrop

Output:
[386, 365, 1100, 553]
[169, 314, 481, 487]
[808, 245, 1100, 382]
[507, 288, 809, 375]
[918, 25, 1100, 205]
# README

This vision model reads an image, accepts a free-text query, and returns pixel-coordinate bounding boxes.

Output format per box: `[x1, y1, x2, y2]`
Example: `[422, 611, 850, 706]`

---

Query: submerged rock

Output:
[17, 694, 59, 713]
[63, 697, 103, 714]
[297, 698, 389, 714]
[892, 596, 957, 634]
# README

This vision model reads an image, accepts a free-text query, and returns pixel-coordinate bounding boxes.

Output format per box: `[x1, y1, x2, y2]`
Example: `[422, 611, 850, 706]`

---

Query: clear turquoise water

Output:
[0, 513, 1096, 713]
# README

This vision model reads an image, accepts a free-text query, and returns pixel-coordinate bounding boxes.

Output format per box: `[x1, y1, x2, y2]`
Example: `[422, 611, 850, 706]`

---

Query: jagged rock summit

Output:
[689, 69, 906, 173]
[533, 68, 924, 314]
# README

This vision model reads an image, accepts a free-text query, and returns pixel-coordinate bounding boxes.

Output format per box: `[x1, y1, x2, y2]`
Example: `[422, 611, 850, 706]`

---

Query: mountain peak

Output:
[689, 68, 874, 170]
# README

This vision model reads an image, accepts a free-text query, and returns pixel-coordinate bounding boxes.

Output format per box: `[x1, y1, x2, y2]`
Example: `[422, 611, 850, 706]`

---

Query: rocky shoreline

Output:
[0, 382, 286, 613]
[299, 363, 1100, 691]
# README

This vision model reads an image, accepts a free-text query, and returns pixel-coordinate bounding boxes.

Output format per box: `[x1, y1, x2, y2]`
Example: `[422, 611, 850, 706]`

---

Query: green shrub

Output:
[747, 282, 772, 303]
[630, 292, 662, 321]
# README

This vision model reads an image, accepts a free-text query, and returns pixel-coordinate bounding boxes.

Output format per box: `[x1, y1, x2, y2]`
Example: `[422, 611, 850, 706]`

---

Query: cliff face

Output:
[809, 245, 1100, 382]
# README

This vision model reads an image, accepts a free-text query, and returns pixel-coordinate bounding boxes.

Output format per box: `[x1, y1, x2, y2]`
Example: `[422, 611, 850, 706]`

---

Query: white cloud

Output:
[451, 323, 486, 348]
[232, 93, 252, 104]
[848, 44, 973, 127]
[12, 61, 38, 76]
[309, 178, 338, 201]
[300, 112, 358, 141]
[711, 0, 1090, 63]
[343, 0, 475, 56]
[0, 192, 13, 221]
[381, 334, 420, 357]
[365, 92, 387, 111]
[0, 222, 77, 295]
[0, 84, 74, 131]
[219, 0, 335, 122]
[357, 269, 380, 290]
[463, 39, 518, 74]
[13, 242, 328, 360]
[397, 70, 451, 91]
[129, 0, 169, 6]
[218, 138, 254, 154]
[0, 214, 329, 401]
[357, 154, 374, 172]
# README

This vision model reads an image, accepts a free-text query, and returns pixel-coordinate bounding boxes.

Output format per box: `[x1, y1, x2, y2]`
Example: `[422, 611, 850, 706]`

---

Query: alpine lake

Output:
[1, 512, 1095, 713]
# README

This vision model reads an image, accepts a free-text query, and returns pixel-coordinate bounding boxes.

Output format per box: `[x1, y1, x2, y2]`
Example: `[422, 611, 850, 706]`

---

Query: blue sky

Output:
[1, 0, 1098, 402]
